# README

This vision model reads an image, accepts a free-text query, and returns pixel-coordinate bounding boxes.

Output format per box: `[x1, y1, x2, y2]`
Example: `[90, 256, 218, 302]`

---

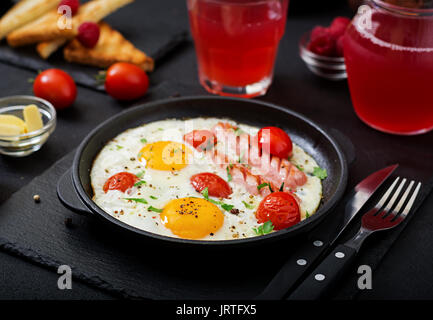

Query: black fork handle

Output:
[255, 238, 329, 300]
[287, 244, 357, 300]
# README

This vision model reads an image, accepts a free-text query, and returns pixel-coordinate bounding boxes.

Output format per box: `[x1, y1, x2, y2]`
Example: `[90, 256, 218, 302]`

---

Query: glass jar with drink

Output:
[344, 0, 433, 135]
[187, 0, 289, 98]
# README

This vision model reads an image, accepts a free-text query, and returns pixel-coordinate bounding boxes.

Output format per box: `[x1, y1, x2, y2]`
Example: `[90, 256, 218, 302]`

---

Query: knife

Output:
[255, 164, 398, 300]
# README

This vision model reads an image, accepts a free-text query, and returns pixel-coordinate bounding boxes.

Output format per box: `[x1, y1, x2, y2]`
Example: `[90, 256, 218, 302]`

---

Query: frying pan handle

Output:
[57, 168, 92, 215]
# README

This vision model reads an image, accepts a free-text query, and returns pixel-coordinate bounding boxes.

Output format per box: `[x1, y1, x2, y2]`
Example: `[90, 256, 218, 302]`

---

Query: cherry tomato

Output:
[103, 172, 139, 193]
[255, 191, 300, 230]
[33, 69, 77, 109]
[105, 62, 149, 100]
[258, 126, 293, 159]
[183, 130, 216, 151]
[190, 173, 232, 198]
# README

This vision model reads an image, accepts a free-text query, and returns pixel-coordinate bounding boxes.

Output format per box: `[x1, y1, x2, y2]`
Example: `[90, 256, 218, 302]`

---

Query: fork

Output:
[288, 177, 422, 300]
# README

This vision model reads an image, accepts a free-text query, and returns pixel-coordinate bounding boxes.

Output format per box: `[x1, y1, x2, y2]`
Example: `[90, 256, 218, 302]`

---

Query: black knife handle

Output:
[287, 244, 357, 300]
[255, 238, 329, 300]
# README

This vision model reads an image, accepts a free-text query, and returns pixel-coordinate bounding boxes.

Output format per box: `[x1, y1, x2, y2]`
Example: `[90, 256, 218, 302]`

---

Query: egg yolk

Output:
[160, 197, 224, 239]
[138, 141, 192, 171]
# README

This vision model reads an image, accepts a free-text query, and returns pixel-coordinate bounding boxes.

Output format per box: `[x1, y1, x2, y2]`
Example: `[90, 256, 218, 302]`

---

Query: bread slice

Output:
[8, 0, 134, 47]
[64, 22, 154, 71]
[72, 0, 134, 27]
[37, 38, 67, 59]
[0, 0, 61, 40]
[7, 8, 74, 47]
[36, 0, 134, 57]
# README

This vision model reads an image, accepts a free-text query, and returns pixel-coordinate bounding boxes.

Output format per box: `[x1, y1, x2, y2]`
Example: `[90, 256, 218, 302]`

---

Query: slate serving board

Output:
[0, 130, 431, 299]
[0, 151, 296, 299]
[0, 1, 189, 90]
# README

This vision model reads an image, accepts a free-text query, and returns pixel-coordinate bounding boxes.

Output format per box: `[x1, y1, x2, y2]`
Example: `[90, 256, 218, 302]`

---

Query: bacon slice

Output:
[184, 122, 307, 197]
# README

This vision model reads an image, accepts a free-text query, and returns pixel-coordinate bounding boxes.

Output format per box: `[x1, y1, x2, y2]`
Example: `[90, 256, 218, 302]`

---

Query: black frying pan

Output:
[57, 96, 348, 247]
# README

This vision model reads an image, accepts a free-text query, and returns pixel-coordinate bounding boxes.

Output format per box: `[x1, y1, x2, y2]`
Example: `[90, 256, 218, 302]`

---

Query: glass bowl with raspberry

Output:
[299, 17, 350, 80]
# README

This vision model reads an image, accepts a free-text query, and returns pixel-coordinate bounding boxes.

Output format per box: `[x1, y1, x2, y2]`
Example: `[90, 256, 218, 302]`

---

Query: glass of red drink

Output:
[344, 0, 433, 135]
[187, 0, 289, 98]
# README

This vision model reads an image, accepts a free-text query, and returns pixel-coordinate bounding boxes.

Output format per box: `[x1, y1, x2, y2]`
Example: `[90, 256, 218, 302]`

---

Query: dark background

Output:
[0, 0, 432, 300]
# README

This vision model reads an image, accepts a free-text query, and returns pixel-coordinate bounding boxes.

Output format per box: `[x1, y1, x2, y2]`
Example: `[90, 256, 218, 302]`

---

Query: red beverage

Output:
[187, 0, 288, 98]
[344, 2, 433, 135]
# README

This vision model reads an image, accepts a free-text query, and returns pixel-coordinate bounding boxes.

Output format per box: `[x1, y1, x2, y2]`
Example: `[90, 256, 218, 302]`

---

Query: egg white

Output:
[90, 118, 322, 240]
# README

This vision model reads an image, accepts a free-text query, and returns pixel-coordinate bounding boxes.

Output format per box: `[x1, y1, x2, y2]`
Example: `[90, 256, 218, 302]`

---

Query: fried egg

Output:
[90, 118, 323, 240]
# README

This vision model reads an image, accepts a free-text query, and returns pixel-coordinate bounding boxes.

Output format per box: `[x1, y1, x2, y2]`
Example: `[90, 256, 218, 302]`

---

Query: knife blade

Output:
[331, 164, 399, 246]
[255, 164, 398, 300]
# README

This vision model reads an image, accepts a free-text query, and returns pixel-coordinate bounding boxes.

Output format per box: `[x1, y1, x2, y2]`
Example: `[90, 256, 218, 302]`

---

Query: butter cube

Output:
[23, 104, 43, 132]
[0, 114, 27, 132]
[0, 123, 25, 136]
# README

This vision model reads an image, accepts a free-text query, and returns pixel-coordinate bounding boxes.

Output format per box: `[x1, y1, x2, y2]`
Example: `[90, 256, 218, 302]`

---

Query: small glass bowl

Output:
[0, 96, 56, 157]
[299, 31, 347, 80]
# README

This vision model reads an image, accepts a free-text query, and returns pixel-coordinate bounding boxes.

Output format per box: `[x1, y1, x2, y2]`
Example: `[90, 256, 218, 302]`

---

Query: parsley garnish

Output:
[140, 138, 147, 143]
[134, 180, 146, 187]
[257, 182, 274, 192]
[148, 206, 163, 213]
[201, 187, 209, 199]
[295, 164, 304, 172]
[257, 183, 268, 190]
[201, 187, 235, 212]
[305, 211, 310, 218]
[124, 198, 148, 204]
[242, 201, 255, 210]
[208, 198, 221, 206]
[253, 221, 274, 235]
[150, 196, 158, 200]
[202, 188, 220, 205]
[136, 171, 145, 178]
[313, 167, 328, 180]
[226, 166, 232, 182]
[221, 203, 234, 212]
[116, 145, 123, 150]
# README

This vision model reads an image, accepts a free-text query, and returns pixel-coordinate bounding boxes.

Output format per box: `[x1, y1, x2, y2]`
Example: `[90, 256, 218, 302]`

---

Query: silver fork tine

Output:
[381, 178, 407, 216]
[399, 182, 422, 219]
[374, 177, 400, 210]
[389, 180, 414, 219]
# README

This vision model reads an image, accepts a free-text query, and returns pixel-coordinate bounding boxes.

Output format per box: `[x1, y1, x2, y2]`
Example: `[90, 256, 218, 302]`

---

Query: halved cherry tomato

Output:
[103, 172, 139, 193]
[190, 172, 232, 198]
[183, 130, 217, 151]
[105, 62, 149, 101]
[33, 69, 77, 110]
[258, 126, 293, 159]
[256, 191, 300, 230]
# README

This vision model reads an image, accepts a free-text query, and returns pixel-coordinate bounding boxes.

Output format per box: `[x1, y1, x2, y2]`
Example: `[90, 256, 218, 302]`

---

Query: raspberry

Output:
[58, 0, 80, 16]
[329, 16, 351, 39]
[310, 26, 329, 42]
[308, 30, 335, 57]
[77, 22, 100, 48]
[336, 35, 345, 57]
